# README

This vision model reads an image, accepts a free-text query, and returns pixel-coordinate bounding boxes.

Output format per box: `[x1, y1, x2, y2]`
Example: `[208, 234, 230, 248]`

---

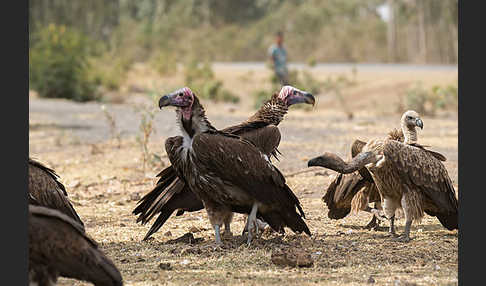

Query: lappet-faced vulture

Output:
[133, 86, 315, 241]
[29, 157, 85, 231]
[28, 205, 123, 286]
[156, 87, 311, 245]
[308, 110, 457, 242]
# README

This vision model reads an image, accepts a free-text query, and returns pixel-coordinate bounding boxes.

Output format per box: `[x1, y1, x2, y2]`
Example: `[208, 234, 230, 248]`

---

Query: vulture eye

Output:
[293, 90, 297, 95]
[178, 93, 183, 97]
[407, 116, 412, 120]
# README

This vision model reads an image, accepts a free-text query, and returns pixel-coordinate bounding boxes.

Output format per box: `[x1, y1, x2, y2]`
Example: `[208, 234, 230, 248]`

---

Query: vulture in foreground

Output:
[321, 129, 405, 230]
[29, 205, 123, 286]
[133, 85, 315, 241]
[308, 110, 457, 242]
[29, 157, 85, 231]
[157, 87, 311, 245]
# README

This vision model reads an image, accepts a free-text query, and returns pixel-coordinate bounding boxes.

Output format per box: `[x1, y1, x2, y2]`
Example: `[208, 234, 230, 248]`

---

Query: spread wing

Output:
[29, 205, 123, 286]
[28, 158, 84, 230]
[383, 140, 458, 229]
[322, 172, 368, 219]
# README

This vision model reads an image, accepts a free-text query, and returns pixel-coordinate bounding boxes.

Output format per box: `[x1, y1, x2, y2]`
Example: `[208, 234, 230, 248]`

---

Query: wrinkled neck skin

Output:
[250, 95, 288, 125]
[401, 121, 418, 144]
[176, 98, 216, 140]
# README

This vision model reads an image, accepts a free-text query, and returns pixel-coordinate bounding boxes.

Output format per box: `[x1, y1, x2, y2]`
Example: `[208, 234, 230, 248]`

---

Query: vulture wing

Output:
[133, 125, 283, 239]
[191, 132, 310, 235]
[28, 158, 84, 230]
[383, 140, 458, 230]
[322, 172, 368, 219]
[29, 205, 123, 286]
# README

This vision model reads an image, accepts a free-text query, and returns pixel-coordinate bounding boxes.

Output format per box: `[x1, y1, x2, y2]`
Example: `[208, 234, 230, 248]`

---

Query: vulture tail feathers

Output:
[142, 209, 175, 241]
[132, 167, 178, 223]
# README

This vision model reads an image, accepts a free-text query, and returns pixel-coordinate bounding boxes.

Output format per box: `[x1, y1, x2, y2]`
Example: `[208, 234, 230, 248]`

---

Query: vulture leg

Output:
[246, 203, 259, 246]
[388, 215, 397, 236]
[214, 224, 223, 245]
[223, 213, 234, 238]
[393, 195, 413, 242]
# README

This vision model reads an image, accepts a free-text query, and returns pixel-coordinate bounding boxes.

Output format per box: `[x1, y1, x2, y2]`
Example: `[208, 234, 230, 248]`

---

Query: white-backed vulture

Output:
[321, 129, 405, 230]
[308, 110, 458, 242]
[29, 205, 123, 286]
[29, 157, 85, 231]
[133, 85, 315, 241]
[157, 87, 311, 245]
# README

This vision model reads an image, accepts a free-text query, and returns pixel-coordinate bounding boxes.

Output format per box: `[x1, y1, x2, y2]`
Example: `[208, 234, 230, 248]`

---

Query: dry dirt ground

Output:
[29, 64, 458, 286]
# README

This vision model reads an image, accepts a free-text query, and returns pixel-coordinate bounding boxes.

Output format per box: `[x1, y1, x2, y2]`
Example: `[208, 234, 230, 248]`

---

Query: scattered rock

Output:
[158, 263, 172, 270]
[120, 258, 129, 264]
[120, 223, 126, 227]
[166, 232, 204, 244]
[189, 226, 203, 233]
[130, 192, 141, 201]
[367, 276, 375, 283]
[164, 231, 172, 237]
[271, 248, 314, 268]
[137, 257, 145, 262]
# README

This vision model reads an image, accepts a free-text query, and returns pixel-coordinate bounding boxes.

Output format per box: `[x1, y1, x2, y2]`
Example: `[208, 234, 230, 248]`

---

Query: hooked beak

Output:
[308, 155, 326, 167]
[158, 95, 172, 109]
[288, 92, 315, 106]
[416, 118, 424, 129]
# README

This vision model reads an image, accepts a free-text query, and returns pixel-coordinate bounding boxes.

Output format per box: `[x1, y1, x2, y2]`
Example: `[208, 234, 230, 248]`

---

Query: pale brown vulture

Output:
[133, 85, 315, 241]
[321, 129, 404, 230]
[29, 157, 85, 231]
[308, 110, 457, 242]
[28, 205, 123, 286]
[157, 87, 311, 245]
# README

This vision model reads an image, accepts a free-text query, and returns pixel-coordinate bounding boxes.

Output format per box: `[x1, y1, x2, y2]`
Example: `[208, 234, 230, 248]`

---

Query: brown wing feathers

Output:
[133, 100, 286, 239]
[28, 158, 85, 230]
[384, 141, 458, 229]
[29, 205, 123, 286]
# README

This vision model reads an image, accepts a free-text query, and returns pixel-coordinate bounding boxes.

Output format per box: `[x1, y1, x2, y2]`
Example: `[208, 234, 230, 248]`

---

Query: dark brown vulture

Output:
[29, 205, 123, 286]
[156, 87, 311, 245]
[29, 157, 85, 231]
[308, 110, 457, 242]
[133, 85, 315, 241]
[321, 129, 404, 230]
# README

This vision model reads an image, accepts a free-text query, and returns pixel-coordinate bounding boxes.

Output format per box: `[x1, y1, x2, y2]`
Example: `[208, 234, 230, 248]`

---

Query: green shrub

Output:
[29, 24, 100, 102]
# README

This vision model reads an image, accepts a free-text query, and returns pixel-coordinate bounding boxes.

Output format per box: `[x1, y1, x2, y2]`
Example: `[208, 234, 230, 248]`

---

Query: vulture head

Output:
[401, 110, 423, 130]
[159, 87, 195, 120]
[278, 85, 315, 106]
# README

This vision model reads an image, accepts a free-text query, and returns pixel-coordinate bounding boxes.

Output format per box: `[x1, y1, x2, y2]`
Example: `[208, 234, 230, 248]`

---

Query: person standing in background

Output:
[268, 31, 289, 86]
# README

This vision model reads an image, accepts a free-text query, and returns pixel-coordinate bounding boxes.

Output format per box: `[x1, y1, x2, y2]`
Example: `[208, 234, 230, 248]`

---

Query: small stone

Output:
[164, 231, 172, 237]
[158, 263, 172, 270]
[367, 276, 375, 283]
[130, 192, 141, 201]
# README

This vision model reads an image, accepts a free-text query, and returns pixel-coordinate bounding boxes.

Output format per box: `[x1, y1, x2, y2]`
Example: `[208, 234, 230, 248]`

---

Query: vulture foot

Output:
[363, 215, 380, 231]
[223, 230, 233, 238]
[246, 203, 259, 246]
[392, 234, 411, 243]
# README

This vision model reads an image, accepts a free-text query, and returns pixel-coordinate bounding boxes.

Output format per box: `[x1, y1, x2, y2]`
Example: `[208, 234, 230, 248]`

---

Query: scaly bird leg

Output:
[214, 224, 222, 245]
[393, 219, 412, 243]
[223, 221, 233, 238]
[388, 215, 397, 237]
[247, 203, 259, 246]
